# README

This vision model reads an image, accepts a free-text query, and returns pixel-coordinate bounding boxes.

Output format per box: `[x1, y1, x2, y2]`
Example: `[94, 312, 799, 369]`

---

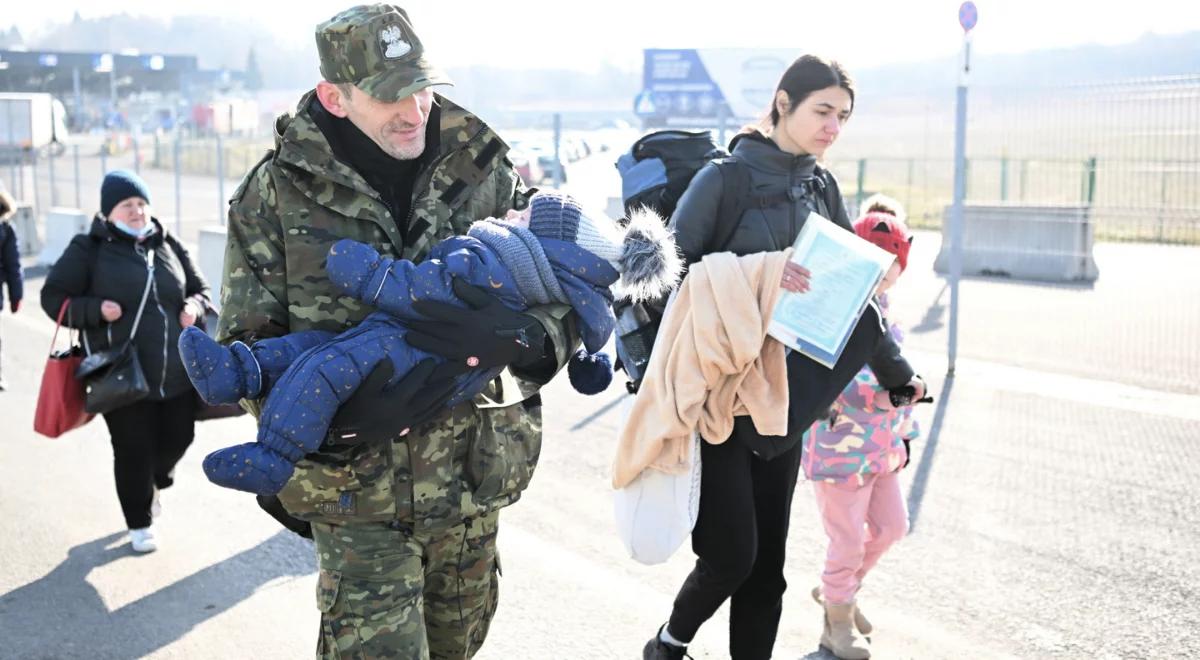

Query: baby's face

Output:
[503, 206, 532, 228]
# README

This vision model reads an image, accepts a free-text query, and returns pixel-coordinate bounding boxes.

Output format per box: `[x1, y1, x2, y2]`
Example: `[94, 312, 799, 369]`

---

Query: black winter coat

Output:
[668, 131, 914, 460]
[0, 220, 22, 309]
[40, 216, 211, 401]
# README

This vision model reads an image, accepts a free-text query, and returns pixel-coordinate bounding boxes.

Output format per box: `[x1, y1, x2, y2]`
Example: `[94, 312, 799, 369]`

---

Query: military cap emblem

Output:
[380, 25, 412, 59]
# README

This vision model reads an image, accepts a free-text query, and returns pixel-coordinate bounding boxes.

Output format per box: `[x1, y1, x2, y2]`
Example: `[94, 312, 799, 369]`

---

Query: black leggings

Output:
[102, 393, 197, 529]
[667, 418, 804, 660]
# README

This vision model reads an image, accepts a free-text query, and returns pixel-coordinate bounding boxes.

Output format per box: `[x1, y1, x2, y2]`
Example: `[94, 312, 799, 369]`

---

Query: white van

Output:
[0, 92, 70, 158]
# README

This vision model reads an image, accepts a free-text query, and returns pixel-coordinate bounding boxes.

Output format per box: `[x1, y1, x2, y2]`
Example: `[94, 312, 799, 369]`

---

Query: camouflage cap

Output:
[316, 4, 453, 102]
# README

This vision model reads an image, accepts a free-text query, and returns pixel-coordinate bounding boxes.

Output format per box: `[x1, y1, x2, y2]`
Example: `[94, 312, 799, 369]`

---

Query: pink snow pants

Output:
[813, 470, 909, 604]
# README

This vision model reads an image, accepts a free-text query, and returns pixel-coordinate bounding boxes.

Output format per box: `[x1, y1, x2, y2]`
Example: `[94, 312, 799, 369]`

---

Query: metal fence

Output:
[827, 75, 1200, 399]
[4, 132, 270, 246]
[830, 75, 1200, 244]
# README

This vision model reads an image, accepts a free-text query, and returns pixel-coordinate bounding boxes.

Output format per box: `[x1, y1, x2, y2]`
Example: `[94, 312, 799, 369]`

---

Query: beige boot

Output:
[820, 602, 871, 660]
[812, 586, 872, 635]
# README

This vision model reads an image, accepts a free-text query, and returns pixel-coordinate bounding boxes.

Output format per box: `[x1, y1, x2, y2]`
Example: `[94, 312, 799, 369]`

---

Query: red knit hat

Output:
[853, 194, 912, 272]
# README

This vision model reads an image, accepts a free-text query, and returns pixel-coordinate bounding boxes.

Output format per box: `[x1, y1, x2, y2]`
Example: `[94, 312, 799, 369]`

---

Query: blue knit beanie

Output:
[528, 191, 625, 269]
[100, 170, 151, 217]
[528, 191, 582, 239]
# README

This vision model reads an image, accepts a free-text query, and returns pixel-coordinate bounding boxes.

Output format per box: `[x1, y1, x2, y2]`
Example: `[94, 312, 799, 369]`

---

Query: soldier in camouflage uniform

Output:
[216, 5, 579, 658]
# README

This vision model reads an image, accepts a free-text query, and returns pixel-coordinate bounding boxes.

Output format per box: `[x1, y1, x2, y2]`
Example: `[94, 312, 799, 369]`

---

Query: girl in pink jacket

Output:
[803, 195, 925, 659]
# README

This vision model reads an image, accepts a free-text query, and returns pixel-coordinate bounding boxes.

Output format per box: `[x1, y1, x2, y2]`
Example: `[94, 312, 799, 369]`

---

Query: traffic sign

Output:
[634, 90, 657, 116]
[959, 1, 978, 32]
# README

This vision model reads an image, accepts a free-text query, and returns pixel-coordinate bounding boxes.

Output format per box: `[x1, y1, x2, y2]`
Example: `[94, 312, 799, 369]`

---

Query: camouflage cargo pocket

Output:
[465, 402, 542, 504]
[278, 441, 396, 523]
[316, 555, 427, 660]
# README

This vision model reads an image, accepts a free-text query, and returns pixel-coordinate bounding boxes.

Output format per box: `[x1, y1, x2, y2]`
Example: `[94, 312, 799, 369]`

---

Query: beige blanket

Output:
[612, 250, 792, 489]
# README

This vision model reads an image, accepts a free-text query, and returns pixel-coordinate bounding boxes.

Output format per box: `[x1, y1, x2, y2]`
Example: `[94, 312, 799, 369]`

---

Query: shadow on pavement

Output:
[0, 529, 314, 658]
[906, 374, 954, 534]
[569, 391, 627, 431]
[909, 282, 947, 334]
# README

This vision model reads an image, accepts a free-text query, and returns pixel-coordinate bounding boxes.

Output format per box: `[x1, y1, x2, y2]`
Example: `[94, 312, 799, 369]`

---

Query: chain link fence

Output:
[832, 75, 1200, 244]
[4, 131, 269, 248]
[828, 75, 1200, 397]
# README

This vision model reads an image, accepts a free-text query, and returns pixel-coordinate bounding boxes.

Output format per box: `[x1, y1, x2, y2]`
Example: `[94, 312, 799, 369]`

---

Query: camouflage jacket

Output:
[217, 91, 578, 529]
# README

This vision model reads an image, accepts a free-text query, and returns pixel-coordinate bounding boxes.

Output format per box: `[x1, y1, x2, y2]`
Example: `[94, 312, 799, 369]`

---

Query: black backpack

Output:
[617, 130, 728, 217]
[613, 131, 756, 392]
[616, 129, 816, 264]
[617, 130, 755, 251]
[612, 130, 832, 393]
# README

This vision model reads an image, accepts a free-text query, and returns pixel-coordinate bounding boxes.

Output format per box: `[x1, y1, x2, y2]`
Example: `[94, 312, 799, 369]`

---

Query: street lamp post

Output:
[947, 1, 977, 376]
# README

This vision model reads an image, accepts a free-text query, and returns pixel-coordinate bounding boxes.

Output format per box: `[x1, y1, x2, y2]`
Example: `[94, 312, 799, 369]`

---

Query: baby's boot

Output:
[179, 327, 264, 403]
[202, 442, 296, 495]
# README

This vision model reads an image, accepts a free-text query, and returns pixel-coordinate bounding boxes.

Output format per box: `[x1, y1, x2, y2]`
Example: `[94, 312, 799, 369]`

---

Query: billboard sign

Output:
[635, 48, 801, 127]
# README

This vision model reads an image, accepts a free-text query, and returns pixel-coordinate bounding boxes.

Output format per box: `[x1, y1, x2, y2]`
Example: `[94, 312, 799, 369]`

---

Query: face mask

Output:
[111, 220, 155, 240]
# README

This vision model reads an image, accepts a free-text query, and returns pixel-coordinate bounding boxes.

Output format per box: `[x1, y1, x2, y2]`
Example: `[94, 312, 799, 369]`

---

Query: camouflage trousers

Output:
[312, 511, 501, 660]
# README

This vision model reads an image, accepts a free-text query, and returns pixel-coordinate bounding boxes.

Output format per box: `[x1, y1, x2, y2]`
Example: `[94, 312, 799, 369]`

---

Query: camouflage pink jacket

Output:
[802, 297, 919, 485]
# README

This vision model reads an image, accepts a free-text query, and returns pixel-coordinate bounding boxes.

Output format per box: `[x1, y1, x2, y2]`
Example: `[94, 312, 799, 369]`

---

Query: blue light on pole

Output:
[959, 1, 978, 32]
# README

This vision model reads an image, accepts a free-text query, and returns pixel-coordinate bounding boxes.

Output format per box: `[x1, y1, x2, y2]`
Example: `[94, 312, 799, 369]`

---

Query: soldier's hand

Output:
[405, 277, 547, 371]
[326, 357, 469, 447]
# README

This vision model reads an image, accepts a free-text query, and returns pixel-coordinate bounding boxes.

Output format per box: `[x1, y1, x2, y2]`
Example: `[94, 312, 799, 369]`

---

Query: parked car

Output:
[509, 148, 544, 187]
[536, 151, 567, 183]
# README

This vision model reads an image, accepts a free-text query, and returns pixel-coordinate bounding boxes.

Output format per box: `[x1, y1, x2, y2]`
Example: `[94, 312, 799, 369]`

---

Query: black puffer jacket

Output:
[41, 216, 211, 401]
[0, 220, 22, 308]
[668, 130, 914, 459]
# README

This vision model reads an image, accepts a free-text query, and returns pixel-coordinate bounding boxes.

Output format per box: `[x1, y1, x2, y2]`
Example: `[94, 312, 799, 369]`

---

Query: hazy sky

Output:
[8, 0, 1200, 71]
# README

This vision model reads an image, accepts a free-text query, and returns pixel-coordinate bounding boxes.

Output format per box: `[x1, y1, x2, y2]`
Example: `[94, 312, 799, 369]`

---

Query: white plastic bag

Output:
[613, 395, 702, 565]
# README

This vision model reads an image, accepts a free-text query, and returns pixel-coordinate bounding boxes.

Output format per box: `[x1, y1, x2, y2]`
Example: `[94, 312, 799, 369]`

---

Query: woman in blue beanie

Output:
[40, 170, 212, 554]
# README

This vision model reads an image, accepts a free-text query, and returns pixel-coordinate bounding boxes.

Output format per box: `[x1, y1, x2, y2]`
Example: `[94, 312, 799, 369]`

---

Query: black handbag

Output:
[76, 250, 155, 415]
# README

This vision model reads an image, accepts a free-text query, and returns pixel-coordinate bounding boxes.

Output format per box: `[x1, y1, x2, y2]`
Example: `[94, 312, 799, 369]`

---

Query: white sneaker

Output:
[151, 488, 162, 519]
[130, 527, 158, 553]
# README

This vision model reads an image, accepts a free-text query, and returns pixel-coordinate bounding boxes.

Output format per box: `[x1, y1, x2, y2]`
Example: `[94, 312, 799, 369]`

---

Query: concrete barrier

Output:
[10, 204, 41, 256]
[933, 203, 1099, 282]
[36, 208, 90, 266]
[198, 226, 228, 305]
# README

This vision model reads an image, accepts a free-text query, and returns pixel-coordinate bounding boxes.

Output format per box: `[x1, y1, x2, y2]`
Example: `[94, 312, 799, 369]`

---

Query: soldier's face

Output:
[343, 86, 434, 160]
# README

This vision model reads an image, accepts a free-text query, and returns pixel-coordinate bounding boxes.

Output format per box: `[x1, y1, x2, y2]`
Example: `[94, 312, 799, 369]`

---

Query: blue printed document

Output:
[768, 213, 896, 368]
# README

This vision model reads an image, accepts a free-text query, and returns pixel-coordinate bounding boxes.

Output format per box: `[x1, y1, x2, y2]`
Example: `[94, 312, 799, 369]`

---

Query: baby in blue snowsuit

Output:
[180, 192, 679, 496]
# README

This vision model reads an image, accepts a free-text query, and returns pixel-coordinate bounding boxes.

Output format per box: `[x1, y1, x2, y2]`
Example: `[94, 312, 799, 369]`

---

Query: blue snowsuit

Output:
[186, 229, 619, 495]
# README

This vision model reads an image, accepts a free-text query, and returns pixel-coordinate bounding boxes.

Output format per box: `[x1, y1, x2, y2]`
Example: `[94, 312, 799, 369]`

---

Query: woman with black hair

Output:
[643, 55, 925, 660]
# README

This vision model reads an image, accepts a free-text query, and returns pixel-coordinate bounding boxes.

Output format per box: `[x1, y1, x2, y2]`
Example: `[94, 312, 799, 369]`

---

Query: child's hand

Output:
[875, 377, 932, 411]
[780, 262, 811, 293]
